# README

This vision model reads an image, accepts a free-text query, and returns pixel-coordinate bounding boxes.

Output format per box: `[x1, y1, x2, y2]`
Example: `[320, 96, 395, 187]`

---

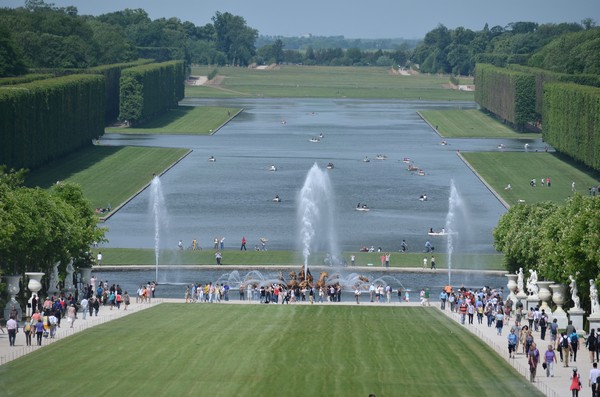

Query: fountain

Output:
[445, 179, 466, 285]
[297, 163, 339, 279]
[150, 175, 167, 282]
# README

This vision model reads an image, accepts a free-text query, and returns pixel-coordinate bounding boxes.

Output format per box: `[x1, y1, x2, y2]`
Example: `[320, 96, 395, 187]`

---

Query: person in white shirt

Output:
[6, 316, 18, 346]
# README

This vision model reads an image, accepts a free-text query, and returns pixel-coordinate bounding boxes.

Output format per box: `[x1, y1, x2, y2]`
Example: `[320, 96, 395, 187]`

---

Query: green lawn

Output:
[93, 247, 504, 270]
[2, 305, 542, 396]
[419, 109, 541, 139]
[187, 65, 474, 101]
[461, 152, 600, 206]
[105, 106, 240, 135]
[25, 146, 190, 210]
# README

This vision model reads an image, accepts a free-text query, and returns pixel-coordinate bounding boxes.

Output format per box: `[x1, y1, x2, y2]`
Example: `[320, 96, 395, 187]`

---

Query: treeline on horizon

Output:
[1, 0, 599, 77]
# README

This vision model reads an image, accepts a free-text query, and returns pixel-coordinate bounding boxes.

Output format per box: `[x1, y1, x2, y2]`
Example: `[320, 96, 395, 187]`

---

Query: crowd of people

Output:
[440, 284, 600, 394]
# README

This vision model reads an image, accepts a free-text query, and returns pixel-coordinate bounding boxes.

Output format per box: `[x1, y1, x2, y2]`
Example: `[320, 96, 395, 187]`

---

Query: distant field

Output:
[2, 305, 542, 396]
[25, 146, 190, 210]
[187, 65, 474, 101]
[419, 109, 541, 139]
[93, 247, 505, 270]
[461, 152, 600, 206]
[105, 106, 240, 135]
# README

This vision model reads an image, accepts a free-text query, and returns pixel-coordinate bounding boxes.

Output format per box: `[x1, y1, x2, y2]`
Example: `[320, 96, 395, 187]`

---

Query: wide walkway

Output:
[0, 297, 591, 396]
[439, 304, 591, 397]
[0, 298, 162, 365]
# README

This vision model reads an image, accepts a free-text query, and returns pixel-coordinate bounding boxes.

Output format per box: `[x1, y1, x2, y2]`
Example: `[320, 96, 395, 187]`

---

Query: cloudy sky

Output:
[3, 0, 599, 39]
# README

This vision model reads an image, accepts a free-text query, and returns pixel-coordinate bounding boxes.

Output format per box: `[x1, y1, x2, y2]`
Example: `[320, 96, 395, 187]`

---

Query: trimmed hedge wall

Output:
[474, 63, 536, 128]
[118, 60, 185, 125]
[508, 64, 600, 116]
[0, 74, 53, 86]
[0, 74, 105, 170]
[543, 83, 600, 171]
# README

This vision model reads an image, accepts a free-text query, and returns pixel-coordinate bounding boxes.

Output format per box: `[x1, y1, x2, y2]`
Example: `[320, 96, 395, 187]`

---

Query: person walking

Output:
[539, 309, 548, 340]
[561, 332, 572, 367]
[544, 344, 557, 377]
[589, 362, 600, 391]
[587, 329, 598, 363]
[215, 251, 222, 265]
[97, 251, 103, 265]
[354, 287, 361, 304]
[430, 255, 436, 270]
[570, 368, 582, 396]
[67, 304, 76, 328]
[496, 310, 504, 335]
[508, 329, 518, 358]
[34, 318, 44, 346]
[6, 315, 18, 346]
[528, 342, 540, 382]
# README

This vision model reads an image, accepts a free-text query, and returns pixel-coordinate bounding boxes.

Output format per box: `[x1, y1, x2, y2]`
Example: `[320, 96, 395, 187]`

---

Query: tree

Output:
[0, 26, 27, 77]
[212, 11, 257, 66]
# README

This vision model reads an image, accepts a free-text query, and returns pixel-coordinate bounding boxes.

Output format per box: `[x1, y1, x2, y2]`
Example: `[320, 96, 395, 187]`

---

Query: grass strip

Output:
[187, 65, 474, 101]
[92, 248, 505, 270]
[25, 146, 190, 210]
[105, 106, 240, 135]
[419, 109, 541, 139]
[461, 152, 600, 206]
[2, 305, 543, 396]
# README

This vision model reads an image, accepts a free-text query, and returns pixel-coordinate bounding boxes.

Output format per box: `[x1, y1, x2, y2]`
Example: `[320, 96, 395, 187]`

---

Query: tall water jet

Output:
[297, 163, 339, 278]
[150, 175, 166, 282]
[445, 179, 462, 286]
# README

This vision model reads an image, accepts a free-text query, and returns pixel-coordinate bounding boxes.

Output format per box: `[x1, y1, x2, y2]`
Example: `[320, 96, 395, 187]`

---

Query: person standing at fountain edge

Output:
[430, 255, 436, 270]
[400, 239, 408, 252]
[215, 251, 222, 265]
[240, 236, 247, 251]
[220, 237, 225, 250]
[97, 251, 102, 265]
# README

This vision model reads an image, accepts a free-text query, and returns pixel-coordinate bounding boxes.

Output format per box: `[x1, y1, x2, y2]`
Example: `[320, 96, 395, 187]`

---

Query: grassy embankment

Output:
[187, 65, 474, 101]
[2, 305, 543, 396]
[419, 109, 541, 139]
[105, 105, 240, 135]
[93, 247, 505, 270]
[418, 109, 600, 207]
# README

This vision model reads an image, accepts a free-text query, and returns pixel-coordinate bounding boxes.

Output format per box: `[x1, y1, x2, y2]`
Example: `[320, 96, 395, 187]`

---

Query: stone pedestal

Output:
[588, 315, 600, 333]
[3, 275, 22, 321]
[537, 281, 554, 313]
[527, 295, 541, 311]
[506, 274, 518, 310]
[550, 284, 568, 329]
[568, 308, 585, 332]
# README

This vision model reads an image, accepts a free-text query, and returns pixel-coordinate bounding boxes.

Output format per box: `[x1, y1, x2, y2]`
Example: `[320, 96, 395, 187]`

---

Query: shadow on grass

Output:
[25, 145, 125, 188]
[550, 152, 600, 180]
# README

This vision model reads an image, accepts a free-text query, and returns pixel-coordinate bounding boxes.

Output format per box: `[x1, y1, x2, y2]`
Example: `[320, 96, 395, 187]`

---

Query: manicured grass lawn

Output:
[105, 106, 240, 135]
[2, 305, 542, 396]
[461, 152, 600, 206]
[25, 146, 190, 210]
[93, 248, 505, 270]
[187, 65, 474, 101]
[419, 109, 541, 139]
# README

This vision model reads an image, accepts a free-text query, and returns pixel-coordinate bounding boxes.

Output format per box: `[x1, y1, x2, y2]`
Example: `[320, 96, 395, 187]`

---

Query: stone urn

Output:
[537, 281, 553, 312]
[4, 275, 21, 301]
[25, 272, 45, 296]
[550, 283, 568, 328]
[506, 274, 518, 310]
[79, 267, 92, 286]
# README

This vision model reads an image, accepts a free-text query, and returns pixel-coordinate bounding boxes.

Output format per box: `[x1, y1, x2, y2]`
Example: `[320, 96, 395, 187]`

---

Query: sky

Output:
[2, 0, 599, 39]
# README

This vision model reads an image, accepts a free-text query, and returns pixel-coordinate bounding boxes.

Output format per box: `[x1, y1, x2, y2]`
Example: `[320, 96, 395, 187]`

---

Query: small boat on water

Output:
[356, 203, 370, 211]
[319, 133, 324, 138]
[419, 194, 428, 201]
[407, 164, 418, 171]
[375, 154, 388, 160]
[269, 165, 277, 171]
[326, 162, 334, 169]
[273, 195, 282, 202]
[417, 169, 425, 176]
[308, 137, 320, 143]
[363, 156, 370, 163]
[440, 140, 448, 146]
[208, 156, 216, 162]
[402, 157, 411, 163]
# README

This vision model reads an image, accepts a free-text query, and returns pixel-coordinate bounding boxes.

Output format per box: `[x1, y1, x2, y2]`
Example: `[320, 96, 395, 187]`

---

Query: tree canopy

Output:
[494, 196, 600, 314]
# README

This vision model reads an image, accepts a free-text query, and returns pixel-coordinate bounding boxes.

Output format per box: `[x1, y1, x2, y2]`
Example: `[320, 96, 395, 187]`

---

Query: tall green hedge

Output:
[474, 63, 536, 129]
[508, 64, 600, 116]
[0, 74, 105, 170]
[543, 83, 600, 171]
[118, 60, 185, 125]
[0, 74, 53, 86]
[86, 59, 153, 124]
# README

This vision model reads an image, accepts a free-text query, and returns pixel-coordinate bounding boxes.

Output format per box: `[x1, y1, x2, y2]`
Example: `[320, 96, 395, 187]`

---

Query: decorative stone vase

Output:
[537, 281, 553, 312]
[550, 284, 566, 311]
[506, 274, 517, 309]
[4, 275, 21, 301]
[25, 272, 45, 295]
[79, 267, 92, 286]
